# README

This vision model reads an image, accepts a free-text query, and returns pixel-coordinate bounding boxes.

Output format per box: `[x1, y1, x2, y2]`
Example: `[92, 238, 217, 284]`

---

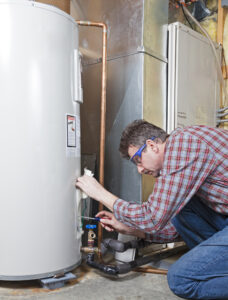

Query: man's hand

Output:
[96, 211, 130, 234]
[76, 175, 104, 200]
[96, 211, 146, 239]
[75, 175, 118, 211]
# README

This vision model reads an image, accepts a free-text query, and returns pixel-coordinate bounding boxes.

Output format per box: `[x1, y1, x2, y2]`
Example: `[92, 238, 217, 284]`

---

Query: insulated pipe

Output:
[217, 111, 228, 118]
[76, 21, 108, 252]
[101, 238, 150, 256]
[217, 119, 228, 124]
[217, 106, 228, 113]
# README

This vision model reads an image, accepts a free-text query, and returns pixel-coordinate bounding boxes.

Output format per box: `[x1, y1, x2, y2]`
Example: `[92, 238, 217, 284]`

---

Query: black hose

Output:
[86, 252, 157, 275]
[86, 244, 187, 275]
[86, 253, 120, 275]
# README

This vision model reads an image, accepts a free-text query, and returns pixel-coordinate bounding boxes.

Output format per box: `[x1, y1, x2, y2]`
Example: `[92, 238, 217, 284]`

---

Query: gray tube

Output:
[217, 119, 228, 124]
[100, 238, 149, 256]
[217, 111, 228, 118]
[217, 106, 228, 113]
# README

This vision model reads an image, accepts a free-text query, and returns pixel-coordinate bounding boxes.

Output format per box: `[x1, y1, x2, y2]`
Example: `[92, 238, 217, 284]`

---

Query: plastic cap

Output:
[86, 224, 97, 229]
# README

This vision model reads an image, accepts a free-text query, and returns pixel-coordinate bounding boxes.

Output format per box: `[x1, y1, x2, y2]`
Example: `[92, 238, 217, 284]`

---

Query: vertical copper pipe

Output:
[76, 21, 107, 253]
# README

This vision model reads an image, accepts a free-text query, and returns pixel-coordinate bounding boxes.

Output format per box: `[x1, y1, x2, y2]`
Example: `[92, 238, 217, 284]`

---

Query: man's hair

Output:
[119, 119, 169, 159]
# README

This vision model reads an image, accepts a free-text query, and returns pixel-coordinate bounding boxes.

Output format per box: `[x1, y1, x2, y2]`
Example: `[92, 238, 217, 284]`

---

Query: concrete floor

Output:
[0, 263, 181, 300]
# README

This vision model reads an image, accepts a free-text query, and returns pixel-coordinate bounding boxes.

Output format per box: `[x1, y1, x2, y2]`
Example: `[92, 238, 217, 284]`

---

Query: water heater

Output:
[0, 0, 82, 279]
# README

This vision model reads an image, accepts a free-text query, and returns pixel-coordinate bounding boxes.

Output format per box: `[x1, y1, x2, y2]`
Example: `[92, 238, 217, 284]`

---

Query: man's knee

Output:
[167, 263, 198, 299]
[167, 264, 183, 296]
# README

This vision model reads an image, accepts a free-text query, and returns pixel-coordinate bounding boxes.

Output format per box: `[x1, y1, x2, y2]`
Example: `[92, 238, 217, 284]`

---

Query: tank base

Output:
[0, 259, 81, 281]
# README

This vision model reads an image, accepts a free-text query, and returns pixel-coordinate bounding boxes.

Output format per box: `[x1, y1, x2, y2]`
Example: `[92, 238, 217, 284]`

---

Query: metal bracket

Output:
[40, 272, 76, 289]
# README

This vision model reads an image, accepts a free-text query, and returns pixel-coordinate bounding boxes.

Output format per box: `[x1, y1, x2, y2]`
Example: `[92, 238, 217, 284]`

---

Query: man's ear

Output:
[146, 139, 159, 153]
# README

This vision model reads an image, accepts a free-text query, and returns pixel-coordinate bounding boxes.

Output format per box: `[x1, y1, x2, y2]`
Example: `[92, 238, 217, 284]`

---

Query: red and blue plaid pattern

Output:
[113, 126, 228, 242]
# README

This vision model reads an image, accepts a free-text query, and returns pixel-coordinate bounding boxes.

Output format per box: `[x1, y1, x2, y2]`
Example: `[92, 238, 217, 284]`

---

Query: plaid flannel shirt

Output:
[113, 126, 228, 243]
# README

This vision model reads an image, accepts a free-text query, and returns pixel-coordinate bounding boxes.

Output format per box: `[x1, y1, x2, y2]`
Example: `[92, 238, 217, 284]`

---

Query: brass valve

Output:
[86, 224, 97, 249]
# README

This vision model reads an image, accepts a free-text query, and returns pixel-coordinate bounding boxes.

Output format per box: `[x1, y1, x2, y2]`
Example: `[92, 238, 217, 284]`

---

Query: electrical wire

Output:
[181, 4, 193, 29]
[81, 199, 88, 227]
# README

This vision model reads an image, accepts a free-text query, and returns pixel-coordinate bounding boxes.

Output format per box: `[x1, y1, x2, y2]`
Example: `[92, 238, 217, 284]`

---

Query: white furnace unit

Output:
[0, 0, 82, 280]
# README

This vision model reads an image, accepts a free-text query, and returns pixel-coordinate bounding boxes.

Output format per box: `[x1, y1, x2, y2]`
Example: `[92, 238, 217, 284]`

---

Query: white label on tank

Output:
[76, 113, 81, 157]
[66, 114, 77, 157]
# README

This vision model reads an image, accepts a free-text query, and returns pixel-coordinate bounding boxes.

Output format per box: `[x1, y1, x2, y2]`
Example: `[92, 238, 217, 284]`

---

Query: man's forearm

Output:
[129, 228, 146, 239]
[94, 188, 118, 212]
[118, 223, 146, 239]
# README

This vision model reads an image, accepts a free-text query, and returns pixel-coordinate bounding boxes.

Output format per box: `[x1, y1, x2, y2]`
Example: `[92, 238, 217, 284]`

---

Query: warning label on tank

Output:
[67, 115, 76, 147]
[66, 114, 79, 157]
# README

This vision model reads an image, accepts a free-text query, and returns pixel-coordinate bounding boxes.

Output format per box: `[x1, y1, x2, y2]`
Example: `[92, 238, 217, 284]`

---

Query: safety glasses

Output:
[130, 137, 156, 165]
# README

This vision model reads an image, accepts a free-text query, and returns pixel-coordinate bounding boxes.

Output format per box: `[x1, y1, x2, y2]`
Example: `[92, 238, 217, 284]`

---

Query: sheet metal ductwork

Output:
[72, 0, 169, 204]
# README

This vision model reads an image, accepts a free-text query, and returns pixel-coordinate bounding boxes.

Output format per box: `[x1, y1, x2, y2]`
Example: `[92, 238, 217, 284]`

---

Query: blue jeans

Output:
[167, 196, 228, 299]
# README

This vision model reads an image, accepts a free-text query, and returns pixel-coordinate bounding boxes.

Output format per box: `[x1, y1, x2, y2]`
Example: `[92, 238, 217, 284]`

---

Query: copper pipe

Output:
[81, 247, 100, 254]
[134, 267, 168, 275]
[76, 21, 108, 254]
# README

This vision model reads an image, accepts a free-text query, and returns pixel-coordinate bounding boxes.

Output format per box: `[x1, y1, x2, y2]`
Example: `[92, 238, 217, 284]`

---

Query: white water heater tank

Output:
[0, 0, 82, 280]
